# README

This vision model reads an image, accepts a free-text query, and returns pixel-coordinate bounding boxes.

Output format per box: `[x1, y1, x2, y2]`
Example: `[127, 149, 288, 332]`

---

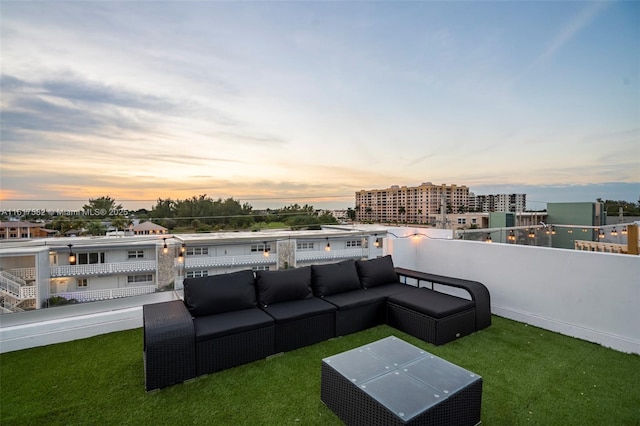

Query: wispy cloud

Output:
[511, 1, 612, 85]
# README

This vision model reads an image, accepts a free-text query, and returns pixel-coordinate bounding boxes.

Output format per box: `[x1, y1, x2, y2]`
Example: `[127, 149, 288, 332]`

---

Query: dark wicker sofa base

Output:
[387, 302, 477, 346]
[143, 256, 491, 391]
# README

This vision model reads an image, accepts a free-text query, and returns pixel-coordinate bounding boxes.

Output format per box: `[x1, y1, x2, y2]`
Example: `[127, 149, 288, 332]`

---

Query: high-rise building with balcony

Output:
[469, 193, 526, 213]
[355, 183, 469, 225]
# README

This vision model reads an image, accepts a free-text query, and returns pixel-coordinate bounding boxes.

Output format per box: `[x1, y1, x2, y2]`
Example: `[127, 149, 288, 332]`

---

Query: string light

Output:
[162, 238, 168, 254]
[325, 238, 331, 252]
[485, 234, 492, 243]
[263, 241, 270, 257]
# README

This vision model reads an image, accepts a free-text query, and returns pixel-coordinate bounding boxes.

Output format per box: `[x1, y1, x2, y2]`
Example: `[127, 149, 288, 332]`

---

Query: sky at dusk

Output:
[1, 1, 638, 212]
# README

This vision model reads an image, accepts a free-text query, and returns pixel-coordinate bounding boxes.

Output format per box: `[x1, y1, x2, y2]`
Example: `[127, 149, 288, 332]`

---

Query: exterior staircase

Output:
[0, 270, 36, 313]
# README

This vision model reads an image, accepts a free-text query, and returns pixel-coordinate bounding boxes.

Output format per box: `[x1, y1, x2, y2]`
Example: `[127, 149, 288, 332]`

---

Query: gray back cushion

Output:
[255, 267, 313, 307]
[183, 270, 257, 317]
[311, 260, 362, 297]
[355, 255, 399, 288]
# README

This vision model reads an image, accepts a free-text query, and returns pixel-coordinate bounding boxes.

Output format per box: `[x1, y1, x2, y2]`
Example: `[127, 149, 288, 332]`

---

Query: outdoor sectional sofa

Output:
[142, 255, 491, 391]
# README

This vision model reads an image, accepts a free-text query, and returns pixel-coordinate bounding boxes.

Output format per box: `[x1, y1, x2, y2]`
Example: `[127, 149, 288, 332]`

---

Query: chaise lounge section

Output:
[142, 255, 491, 391]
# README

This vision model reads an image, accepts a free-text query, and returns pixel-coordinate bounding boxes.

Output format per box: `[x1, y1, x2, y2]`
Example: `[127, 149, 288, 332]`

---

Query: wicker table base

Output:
[321, 336, 482, 425]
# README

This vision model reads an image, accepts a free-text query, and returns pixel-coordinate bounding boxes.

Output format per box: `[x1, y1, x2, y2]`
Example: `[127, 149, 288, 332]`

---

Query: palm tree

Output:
[398, 206, 406, 224]
[110, 216, 131, 235]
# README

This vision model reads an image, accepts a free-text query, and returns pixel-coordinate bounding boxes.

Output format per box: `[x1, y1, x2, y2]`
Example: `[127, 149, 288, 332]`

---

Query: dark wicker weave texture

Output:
[321, 345, 483, 425]
[275, 312, 335, 353]
[143, 301, 196, 391]
[387, 302, 476, 346]
[334, 302, 386, 337]
[394, 268, 491, 330]
[196, 325, 275, 375]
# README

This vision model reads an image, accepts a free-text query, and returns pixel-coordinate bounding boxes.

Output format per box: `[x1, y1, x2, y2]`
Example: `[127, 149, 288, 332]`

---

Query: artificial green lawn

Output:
[1, 316, 638, 425]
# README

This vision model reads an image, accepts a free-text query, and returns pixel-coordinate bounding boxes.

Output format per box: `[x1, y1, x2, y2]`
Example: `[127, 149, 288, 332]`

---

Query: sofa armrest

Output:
[143, 300, 196, 391]
[394, 267, 491, 330]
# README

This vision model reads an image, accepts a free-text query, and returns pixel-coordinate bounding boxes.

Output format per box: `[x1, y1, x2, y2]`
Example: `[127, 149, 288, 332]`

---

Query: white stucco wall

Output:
[387, 234, 640, 354]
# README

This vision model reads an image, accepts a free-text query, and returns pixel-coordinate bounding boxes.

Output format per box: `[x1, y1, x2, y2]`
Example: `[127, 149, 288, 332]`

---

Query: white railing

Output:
[182, 254, 277, 268]
[0, 271, 31, 299]
[21, 286, 37, 299]
[0, 299, 25, 314]
[50, 261, 157, 277]
[7, 268, 36, 281]
[296, 248, 367, 262]
[1, 271, 27, 286]
[56, 285, 158, 303]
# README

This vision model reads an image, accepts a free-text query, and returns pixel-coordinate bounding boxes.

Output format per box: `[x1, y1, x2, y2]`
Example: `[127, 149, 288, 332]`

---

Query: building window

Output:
[457, 218, 467, 225]
[186, 247, 208, 256]
[77, 278, 88, 288]
[296, 242, 314, 250]
[21, 233, 29, 238]
[127, 274, 153, 283]
[251, 243, 270, 253]
[77, 252, 106, 264]
[186, 270, 208, 278]
[346, 240, 362, 248]
[127, 250, 144, 259]
[471, 218, 477, 224]
[252, 266, 270, 271]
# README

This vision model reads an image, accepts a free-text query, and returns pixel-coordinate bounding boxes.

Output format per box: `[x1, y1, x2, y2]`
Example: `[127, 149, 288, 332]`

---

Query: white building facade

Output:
[0, 228, 388, 313]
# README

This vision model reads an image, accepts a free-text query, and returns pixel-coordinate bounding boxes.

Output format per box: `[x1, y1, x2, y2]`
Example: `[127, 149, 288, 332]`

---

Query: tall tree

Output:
[83, 196, 123, 219]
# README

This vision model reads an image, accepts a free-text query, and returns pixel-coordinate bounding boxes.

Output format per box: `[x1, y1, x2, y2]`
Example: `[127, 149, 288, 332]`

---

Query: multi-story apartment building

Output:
[0, 228, 387, 313]
[469, 193, 527, 213]
[355, 183, 469, 225]
[0, 221, 54, 239]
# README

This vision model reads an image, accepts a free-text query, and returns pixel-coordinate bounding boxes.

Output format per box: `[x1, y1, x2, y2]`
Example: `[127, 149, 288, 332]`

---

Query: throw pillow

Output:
[355, 255, 399, 288]
[311, 260, 362, 297]
[183, 269, 257, 317]
[255, 267, 313, 307]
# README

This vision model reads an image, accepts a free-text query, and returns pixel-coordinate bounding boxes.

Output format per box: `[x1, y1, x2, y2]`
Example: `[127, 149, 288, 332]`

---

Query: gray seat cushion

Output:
[193, 308, 274, 342]
[368, 283, 416, 298]
[323, 289, 385, 310]
[388, 288, 475, 319]
[261, 297, 336, 324]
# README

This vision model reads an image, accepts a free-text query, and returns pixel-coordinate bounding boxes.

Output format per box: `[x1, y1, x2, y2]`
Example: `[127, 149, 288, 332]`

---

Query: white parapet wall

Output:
[387, 233, 640, 355]
[0, 291, 180, 353]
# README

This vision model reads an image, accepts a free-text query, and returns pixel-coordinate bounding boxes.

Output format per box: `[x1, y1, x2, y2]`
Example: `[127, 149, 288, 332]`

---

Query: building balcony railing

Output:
[6, 267, 36, 281]
[50, 261, 157, 277]
[55, 284, 158, 303]
[181, 254, 277, 269]
[296, 248, 367, 262]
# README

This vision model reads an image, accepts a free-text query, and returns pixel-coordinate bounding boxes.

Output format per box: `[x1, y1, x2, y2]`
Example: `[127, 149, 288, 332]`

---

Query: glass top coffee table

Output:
[321, 336, 482, 425]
